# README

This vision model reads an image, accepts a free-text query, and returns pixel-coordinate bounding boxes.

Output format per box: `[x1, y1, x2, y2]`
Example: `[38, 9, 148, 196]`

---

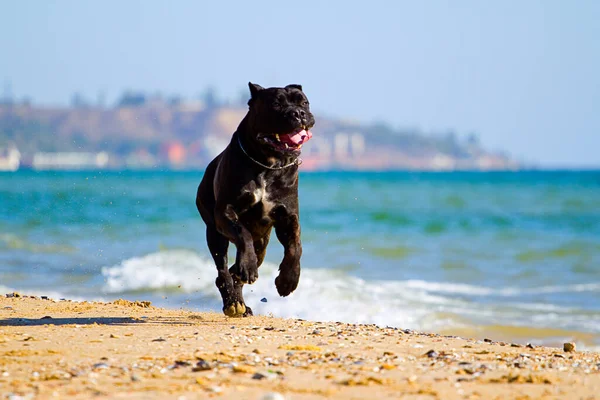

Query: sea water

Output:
[1, 170, 599, 348]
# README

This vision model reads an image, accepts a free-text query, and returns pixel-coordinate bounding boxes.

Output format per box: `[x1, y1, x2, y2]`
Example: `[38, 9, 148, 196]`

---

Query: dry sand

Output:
[1, 294, 599, 399]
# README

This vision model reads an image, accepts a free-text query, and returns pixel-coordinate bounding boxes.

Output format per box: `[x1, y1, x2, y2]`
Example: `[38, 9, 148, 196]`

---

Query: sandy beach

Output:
[1, 294, 599, 400]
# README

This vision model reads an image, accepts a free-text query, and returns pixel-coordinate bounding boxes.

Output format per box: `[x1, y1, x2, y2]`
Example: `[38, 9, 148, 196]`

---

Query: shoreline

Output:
[1, 295, 599, 399]
[3, 285, 598, 351]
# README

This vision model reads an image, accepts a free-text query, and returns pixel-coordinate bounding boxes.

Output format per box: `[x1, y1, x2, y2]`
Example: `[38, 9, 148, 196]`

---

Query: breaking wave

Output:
[99, 250, 600, 340]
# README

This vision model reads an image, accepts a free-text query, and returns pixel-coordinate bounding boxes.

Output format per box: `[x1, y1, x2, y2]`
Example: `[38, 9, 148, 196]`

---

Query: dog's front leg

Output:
[273, 208, 302, 297]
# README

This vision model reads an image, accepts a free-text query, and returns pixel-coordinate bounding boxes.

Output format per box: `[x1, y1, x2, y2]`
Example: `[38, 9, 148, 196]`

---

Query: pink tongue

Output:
[284, 129, 312, 145]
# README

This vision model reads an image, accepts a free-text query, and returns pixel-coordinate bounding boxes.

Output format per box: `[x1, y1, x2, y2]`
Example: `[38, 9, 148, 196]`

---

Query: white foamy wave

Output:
[100, 250, 438, 327]
[403, 280, 600, 297]
[99, 250, 600, 335]
[101, 249, 219, 294]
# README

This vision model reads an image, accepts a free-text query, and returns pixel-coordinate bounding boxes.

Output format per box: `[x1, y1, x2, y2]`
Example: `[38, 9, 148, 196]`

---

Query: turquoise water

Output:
[1, 170, 599, 347]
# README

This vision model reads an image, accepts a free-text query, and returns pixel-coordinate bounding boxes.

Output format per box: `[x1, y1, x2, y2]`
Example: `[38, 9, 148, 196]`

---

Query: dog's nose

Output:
[290, 109, 306, 122]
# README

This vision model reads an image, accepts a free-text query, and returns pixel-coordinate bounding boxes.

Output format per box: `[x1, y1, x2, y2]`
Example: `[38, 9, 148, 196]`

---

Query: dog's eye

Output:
[272, 101, 281, 108]
[301, 101, 309, 107]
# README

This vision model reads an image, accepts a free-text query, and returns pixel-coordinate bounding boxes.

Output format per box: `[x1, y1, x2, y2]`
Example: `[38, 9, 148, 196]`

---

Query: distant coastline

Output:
[0, 99, 519, 172]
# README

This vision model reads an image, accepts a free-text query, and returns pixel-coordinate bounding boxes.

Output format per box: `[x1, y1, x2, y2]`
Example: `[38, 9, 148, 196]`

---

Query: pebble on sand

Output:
[260, 393, 286, 400]
[564, 342, 576, 352]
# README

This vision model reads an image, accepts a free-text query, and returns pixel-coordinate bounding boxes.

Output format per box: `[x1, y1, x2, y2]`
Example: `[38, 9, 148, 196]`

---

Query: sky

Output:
[1, 0, 599, 167]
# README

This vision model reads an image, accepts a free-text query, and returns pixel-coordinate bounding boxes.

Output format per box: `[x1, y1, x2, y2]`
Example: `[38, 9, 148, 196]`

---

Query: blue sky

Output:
[1, 1, 599, 167]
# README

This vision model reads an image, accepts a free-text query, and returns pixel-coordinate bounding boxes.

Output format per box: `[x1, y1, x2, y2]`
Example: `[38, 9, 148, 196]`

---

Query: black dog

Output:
[196, 82, 315, 317]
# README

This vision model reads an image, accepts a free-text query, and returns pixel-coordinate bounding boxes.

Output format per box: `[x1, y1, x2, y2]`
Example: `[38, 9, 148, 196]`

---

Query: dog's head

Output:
[245, 82, 315, 155]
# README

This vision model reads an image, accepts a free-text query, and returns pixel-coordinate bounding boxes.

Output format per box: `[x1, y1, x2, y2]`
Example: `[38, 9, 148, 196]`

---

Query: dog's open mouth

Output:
[261, 128, 313, 152]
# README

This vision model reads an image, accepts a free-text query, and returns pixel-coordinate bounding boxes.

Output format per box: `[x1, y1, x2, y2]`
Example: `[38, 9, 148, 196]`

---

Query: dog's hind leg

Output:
[218, 204, 259, 285]
[227, 272, 253, 316]
[273, 212, 302, 297]
[225, 234, 270, 317]
[206, 225, 247, 317]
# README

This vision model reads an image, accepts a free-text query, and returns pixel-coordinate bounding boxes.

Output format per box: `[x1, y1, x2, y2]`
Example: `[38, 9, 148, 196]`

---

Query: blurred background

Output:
[1, 1, 599, 348]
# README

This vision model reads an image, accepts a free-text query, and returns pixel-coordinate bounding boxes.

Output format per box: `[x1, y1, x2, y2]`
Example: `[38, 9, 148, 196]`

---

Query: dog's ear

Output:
[286, 84, 303, 91]
[248, 82, 264, 98]
[248, 82, 264, 106]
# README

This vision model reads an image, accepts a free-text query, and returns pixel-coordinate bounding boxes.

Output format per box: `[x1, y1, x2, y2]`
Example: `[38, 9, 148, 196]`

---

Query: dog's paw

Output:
[233, 261, 258, 284]
[223, 301, 246, 318]
[275, 270, 300, 297]
[241, 265, 258, 284]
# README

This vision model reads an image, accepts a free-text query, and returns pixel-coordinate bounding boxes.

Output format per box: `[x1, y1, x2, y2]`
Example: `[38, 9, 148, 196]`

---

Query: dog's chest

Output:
[247, 178, 276, 217]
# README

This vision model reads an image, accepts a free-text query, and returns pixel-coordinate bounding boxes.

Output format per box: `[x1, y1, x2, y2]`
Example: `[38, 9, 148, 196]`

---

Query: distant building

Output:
[334, 132, 366, 160]
[163, 142, 186, 166]
[430, 154, 457, 171]
[203, 135, 229, 158]
[475, 154, 519, 171]
[304, 136, 332, 157]
[32, 152, 109, 170]
[175, 100, 205, 112]
[0, 146, 20, 171]
[125, 149, 157, 169]
[350, 133, 366, 155]
[334, 133, 349, 159]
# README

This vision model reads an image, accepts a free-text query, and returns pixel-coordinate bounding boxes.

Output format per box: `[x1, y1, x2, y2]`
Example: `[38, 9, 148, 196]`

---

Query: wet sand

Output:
[1, 294, 599, 399]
